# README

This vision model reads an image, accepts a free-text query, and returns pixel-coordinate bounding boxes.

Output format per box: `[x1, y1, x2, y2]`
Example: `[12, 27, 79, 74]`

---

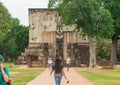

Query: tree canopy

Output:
[0, 18, 29, 60]
[103, 0, 120, 37]
[48, 0, 114, 39]
[0, 2, 12, 33]
[103, 0, 120, 64]
[0, 2, 29, 61]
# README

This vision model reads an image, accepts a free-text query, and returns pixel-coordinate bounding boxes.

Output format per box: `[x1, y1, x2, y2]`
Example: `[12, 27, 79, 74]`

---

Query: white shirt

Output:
[66, 58, 71, 64]
[48, 59, 52, 64]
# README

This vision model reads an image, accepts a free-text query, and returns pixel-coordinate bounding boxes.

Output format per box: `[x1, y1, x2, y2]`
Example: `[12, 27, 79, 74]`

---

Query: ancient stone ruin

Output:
[18, 8, 95, 67]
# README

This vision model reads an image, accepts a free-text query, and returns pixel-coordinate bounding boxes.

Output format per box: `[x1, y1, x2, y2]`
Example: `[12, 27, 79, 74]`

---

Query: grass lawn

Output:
[75, 66, 120, 85]
[4, 62, 45, 85]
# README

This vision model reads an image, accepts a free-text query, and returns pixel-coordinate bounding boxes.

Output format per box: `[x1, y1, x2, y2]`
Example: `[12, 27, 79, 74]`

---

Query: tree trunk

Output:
[89, 37, 96, 68]
[110, 37, 117, 64]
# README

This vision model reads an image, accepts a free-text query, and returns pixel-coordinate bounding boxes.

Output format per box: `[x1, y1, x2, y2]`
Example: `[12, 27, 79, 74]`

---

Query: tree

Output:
[49, 0, 114, 38]
[0, 2, 28, 61]
[103, 0, 120, 64]
[0, 18, 29, 61]
[9, 18, 29, 59]
[0, 2, 12, 33]
[96, 39, 111, 59]
[48, 0, 114, 67]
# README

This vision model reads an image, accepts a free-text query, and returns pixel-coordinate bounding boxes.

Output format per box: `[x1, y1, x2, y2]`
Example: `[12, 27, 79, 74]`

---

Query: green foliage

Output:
[0, 18, 29, 60]
[103, 0, 120, 31]
[0, 2, 12, 32]
[0, 36, 17, 59]
[11, 18, 29, 55]
[0, 2, 28, 61]
[103, 0, 120, 63]
[96, 39, 111, 59]
[96, 39, 120, 62]
[49, 0, 114, 39]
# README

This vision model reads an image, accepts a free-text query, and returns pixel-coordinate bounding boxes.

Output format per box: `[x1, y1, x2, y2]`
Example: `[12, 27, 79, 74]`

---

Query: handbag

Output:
[7, 79, 11, 85]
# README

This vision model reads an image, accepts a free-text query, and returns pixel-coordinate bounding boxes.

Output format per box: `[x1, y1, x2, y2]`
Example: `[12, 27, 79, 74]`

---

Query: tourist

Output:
[66, 57, 71, 71]
[58, 56, 63, 65]
[50, 58, 67, 85]
[0, 55, 11, 85]
[48, 57, 53, 70]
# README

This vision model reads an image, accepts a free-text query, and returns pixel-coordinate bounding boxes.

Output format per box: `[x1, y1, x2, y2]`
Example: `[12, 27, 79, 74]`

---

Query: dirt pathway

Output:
[27, 68, 94, 85]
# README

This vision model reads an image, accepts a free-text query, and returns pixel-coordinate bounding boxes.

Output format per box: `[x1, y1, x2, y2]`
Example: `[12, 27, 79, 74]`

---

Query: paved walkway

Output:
[27, 68, 94, 85]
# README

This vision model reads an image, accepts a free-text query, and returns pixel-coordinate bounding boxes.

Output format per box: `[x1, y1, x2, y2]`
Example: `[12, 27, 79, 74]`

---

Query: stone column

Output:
[63, 32, 68, 61]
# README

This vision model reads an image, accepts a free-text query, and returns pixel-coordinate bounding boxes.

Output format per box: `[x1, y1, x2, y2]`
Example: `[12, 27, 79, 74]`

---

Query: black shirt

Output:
[52, 65, 63, 73]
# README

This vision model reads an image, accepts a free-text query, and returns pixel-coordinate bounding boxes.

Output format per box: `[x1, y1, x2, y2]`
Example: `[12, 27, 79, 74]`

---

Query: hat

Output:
[0, 55, 3, 64]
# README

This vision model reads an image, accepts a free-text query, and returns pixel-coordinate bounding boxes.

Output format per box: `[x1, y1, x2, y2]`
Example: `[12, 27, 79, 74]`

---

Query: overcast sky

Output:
[0, 0, 49, 26]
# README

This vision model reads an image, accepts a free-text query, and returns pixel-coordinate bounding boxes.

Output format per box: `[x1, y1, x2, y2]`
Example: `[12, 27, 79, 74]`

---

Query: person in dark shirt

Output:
[50, 58, 67, 85]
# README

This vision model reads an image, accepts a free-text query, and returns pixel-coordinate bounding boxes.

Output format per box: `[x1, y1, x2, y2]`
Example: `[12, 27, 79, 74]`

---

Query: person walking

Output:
[50, 58, 67, 85]
[66, 57, 71, 71]
[48, 57, 53, 70]
[0, 55, 11, 85]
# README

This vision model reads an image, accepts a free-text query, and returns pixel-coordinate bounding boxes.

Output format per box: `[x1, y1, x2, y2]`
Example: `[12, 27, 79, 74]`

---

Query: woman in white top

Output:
[48, 57, 53, 70]
[66, 57, 71, 71]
